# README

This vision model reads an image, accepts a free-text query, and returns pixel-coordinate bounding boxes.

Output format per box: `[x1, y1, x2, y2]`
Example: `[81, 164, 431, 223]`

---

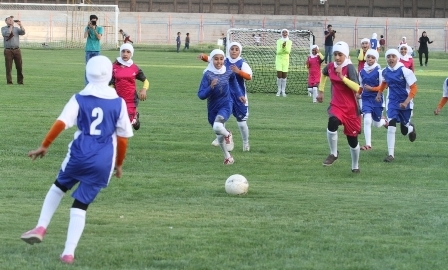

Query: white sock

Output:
[62, 208, 86, 256]
[237, 121, 249, 145]
[312, 87, 318, 102]
[327, 129, 338, 156]
[363, 113, 372, 146]
[387, 126, 396, 156]
[350, 144, 360, 170]
[37, 184, 65, 228]
[373, 118, 385, 128]
[277, 78, 281, 93]
[406, 124, 414, 135]
[212, 122, 228, 136]
[217, 134, 231, 159]
[281, 78, 287, 94]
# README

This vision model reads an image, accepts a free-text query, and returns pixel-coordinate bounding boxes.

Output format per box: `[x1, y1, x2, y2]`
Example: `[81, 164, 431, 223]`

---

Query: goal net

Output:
[227, 28, 314, 95]
[0, 3, 119, 49]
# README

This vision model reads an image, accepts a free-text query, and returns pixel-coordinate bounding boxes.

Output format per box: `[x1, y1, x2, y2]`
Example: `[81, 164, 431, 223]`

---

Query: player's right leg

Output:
[323, 116, 340, 166]
[21, 180, 72, 245]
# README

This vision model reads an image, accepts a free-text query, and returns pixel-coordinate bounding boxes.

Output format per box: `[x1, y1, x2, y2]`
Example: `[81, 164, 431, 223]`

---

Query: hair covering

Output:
[361, 38, 370, 44]
[310, 44, 319, 58]
[332, 41, 352, 68]
[398, 44, 413, 60]
[385, 48, 404, 70]
[227, 41, 242, 64]
[80, 55, 118, 99]
[371, 33, 377, 39]
[204, 49, 226, 74]
[363, 49, 380, 72]
[117, 43, 134, 67]
[333, 41, 350, 58]
[280, 29, 289, 41]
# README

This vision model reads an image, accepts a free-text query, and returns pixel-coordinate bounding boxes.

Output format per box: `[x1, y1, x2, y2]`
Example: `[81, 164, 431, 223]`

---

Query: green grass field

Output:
[1, 48, 448, 270]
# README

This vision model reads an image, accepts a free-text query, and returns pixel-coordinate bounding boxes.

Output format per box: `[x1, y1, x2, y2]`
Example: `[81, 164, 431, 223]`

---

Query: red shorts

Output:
[329, 106, 361, 137]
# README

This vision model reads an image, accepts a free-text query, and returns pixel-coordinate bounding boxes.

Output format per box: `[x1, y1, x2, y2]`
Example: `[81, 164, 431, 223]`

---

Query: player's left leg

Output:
[399, 110, 416, 142]
[233, 102, 249, 151]
[346, 135, 360, 173]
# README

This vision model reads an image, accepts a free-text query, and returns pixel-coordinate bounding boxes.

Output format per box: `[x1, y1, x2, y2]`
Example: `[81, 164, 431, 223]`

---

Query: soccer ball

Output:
[225, 174, 249, 195]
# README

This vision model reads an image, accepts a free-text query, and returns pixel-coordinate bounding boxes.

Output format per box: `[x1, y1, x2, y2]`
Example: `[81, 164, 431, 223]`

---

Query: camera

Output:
[320, 0, 326, 4]
[333, 30, 336, 33]
[90, 20, 96, 26]
[13, 20, 20, 22]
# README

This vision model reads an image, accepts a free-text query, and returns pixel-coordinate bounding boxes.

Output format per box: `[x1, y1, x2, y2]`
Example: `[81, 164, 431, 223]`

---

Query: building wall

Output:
[8, 0, 448, 18]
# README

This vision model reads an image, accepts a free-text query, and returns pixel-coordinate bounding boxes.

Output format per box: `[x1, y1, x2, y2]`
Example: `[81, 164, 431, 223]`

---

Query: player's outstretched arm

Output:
[29, 120, 66, 161]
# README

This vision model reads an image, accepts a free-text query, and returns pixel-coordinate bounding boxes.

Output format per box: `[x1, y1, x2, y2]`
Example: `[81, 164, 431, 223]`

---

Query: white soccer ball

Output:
[225, 174, 249, 195]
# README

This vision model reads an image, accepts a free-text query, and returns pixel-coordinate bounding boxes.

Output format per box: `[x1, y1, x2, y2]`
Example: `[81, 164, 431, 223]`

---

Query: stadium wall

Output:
[1, 9, 447, 51]
[19, 0, 448, 18]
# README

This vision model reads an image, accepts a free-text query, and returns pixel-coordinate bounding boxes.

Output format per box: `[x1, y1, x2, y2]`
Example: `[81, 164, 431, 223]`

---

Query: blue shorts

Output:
[208, 104, 232, 126]
[387, 108, 412, 125]
[57, 176, 103, 205]
[362, 98, 384, 122]
[233, 102, 248, 121]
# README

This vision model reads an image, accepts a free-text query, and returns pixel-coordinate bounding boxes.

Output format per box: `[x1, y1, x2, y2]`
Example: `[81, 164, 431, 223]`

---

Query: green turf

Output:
[1, 48, 448, 270]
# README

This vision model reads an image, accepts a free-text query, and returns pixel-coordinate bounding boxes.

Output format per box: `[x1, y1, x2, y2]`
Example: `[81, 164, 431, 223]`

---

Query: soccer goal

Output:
[227, 28, 314, 95]
[0, 3, 119, 49]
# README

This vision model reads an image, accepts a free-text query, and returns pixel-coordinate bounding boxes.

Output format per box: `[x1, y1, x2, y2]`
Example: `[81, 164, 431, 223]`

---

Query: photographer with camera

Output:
[324, 24, 336, 64]
[84, 14, 103, 85]
[2, 16, 25, 85]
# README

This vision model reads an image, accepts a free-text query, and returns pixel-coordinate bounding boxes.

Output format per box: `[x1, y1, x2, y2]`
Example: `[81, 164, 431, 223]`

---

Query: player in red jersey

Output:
[317, 41, 362, 173]
[110, 43, 149, 130]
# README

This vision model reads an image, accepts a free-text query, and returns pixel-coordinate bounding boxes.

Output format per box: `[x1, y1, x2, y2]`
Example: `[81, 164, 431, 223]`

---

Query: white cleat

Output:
[211, 138, 219, 147]
[243, 143, 250, 152]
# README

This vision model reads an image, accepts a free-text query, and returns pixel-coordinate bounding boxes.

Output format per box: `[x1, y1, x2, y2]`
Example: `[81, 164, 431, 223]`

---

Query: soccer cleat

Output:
[351, 169, 360, 173]
[383, 155, 394, 162]
[223, 156, 234, 165]
[60, 254, 75, 264]
[408, 123, 416, 142]
[132, 112, 140, 130]
[322, 151, 339, 166]
[224, 131, 234, 152]
[21, 226, 46, 245]
[243, 143, 250, 152]
[211, 138, 219, 147]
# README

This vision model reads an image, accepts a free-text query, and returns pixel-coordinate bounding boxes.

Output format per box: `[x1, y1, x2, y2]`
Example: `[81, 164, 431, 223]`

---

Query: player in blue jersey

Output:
[370, 33, 378, 51]
[20, 56, 134, 264]
[198, 42, 253, 151]
[364, 49, 417, 162]
[357, 49, 388, 151]
[198, 49, 246, 165]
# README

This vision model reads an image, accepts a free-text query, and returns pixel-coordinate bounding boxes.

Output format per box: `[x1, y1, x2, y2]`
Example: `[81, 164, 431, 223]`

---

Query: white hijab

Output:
[398, 44, 413, 61]
[385, 49, 405, 71]
[363, 49, 380, 72]
[227, 42, 242, 64]
[280, 29, 289, 41]
[80, 55, 118, 99]
[204, 49, 226, 74]
[117, 43, 134, 67]
[332, 41, 352, 68]
[310, 45, 319, 58]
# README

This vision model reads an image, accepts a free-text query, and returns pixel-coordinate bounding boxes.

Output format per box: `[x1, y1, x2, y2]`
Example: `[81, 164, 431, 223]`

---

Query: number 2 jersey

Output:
[56, 92, 133, 187]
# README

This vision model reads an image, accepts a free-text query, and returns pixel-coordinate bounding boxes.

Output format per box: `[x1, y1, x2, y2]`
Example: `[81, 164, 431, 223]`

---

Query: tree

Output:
[400, 0, 404, 17]
[238, 0, 244, 14]
[430, 0, 436, 18]
[274, 0, 280, 15]
[130, 0, 136, 12]
[412, 0, 418, 17]
[307, 0, 312, 16]
[344, 0, 350, 16]
[368, 0, 374, 17]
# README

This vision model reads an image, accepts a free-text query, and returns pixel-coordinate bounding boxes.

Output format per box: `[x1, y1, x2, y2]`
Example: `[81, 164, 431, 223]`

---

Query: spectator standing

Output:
[2, 16, 25, 85]
[184, 33, 190, 50]
[84, 14, 103, 85]
[418, 31, 433, 67]
[379, 35, 386, 52]
[176, 32, 181, 53]
[323, 24, 336, 64]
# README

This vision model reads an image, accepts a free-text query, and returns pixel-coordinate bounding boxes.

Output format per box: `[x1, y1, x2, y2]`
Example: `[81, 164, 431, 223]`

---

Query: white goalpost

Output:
[228, 28, 314, 95]
[0, 3, 119, 49]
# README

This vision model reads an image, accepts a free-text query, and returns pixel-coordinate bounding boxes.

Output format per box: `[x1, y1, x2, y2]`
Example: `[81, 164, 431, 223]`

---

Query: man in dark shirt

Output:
[324, 24, 336, 64]
[2, 16, 25, 84]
